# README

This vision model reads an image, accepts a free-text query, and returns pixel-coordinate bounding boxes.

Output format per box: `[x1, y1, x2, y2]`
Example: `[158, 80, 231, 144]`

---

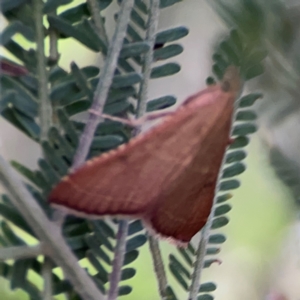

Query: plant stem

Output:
[148, 237, 168, 299]
[0, 155, 102, 300]
[49, 12, 60, 65]
[34, 0, 52, 141]
[87, 0, 108, 45]
[136, 0, 160, 118]
[134, 1, 169, 298]
[65, 1, 134, 298]
[188, 222, 211, 300]
[0, 244, 43, 261]
[108, 1, 161, 298]
[42, 257, 53, 300]
[72, 0, 135, 170]
[188, 84, 242, 299]
[107, 220, 129, 300]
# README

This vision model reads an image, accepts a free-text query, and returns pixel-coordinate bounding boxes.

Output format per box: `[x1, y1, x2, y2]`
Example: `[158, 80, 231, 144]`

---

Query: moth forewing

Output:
[48, 68, 241, 244]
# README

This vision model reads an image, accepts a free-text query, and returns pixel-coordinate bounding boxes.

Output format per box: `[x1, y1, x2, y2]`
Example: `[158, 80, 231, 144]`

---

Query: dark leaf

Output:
[119, 42, 150, 58]
[2, 0, 28, 13]
[121, 268, 136, 281]
[86, 251, 108, 283]
[177, 248, 192, 267]
[111, 72, 143, 89]
[11, 259, 32, 290]
[238, 93, 262, 108]
[208, 234, 226, 244]
[147, 95, 176, 112]
[130, 8, 146, 29]
[225, 150, 246, 163]
[0, 203, 33, 236]
[219, 179, 240, 191]
[92, 135, 124, 150]
[123, 250, 139, 265]
[156, 26, 189, 44]
[118, 285, 132, 296]
[1, 221, 26, 246]
[151, 63, 181, 78]
[153, 44, 183, 61]
[236, 110, 257, 121]
[229, 136, 249, 149]
[160, 0, 183, 9]
[127, 220, 144, 235]
[47, 15, 102, 52]
[199, 282, 217, 292]
[222, 163, 245, 178]
[214, 204, 232, 217]
[169, 254, 190, 279]
[233, 123, 256, 136]
[216, 194, 232, 204]
[43, 0, 73, 13]
[197, 294, 213, 300]
[211, 216, 229, 229]
[126, 234, 147, 252]
[169, 263, 189, 291]
[85, 235, 111, 265]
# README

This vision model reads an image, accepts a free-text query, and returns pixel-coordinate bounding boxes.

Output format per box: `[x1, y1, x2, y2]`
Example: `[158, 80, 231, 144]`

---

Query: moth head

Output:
[221, 66, 242, 97]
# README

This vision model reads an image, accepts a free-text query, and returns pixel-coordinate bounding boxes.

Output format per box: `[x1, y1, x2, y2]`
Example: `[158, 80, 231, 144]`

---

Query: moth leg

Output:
[88, 110, 137, 126]
[89, 109, 176, 127]
[104, 113, 139, 126]
[142, 110, 176, 121]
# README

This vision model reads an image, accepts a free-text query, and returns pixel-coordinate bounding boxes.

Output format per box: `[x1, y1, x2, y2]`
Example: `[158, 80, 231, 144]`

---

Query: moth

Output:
[49, 67, 241, 244]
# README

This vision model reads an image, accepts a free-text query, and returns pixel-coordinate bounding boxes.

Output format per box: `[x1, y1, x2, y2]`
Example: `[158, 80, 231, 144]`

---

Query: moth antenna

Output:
[221, 66, 242, 96]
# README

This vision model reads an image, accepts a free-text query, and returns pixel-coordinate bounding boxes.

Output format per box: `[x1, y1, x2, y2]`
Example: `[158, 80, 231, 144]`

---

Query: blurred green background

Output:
[1, 0, 300, 299]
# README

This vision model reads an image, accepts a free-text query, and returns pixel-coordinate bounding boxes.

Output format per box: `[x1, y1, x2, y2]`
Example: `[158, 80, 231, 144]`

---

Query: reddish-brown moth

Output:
[49, 67, 241, 244]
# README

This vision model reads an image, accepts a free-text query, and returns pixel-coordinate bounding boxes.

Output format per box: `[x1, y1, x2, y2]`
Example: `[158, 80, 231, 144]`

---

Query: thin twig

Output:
[148, 237, 168, 299]
[87, 0, 109, 45]
[188, 141, 228, 300]
[108, 1, 161, 298]
[107, 220, 129, 300]
[42, 256, 53, 300]
[0, 155, 102, 300]
[72, 0, 135, 170]
[134, 1, 169, 298]
[49, 12, 60, 65]
[69, 1, 135, 298]
[0, 244, 43, 261]
[188, 86, 242, 300]
[136, 0, 160, 118]
[34, 0, 52, 140]
[188, 222, 212, 300]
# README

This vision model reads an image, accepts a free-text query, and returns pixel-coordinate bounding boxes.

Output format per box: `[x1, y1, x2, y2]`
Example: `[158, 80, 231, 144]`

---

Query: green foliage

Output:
[167, 29, 264, 299]
[0, 0, 188, 299]
[0, 0, 268, 299]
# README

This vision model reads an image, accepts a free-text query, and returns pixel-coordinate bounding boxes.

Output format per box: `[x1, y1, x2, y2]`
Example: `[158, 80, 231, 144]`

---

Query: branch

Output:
[33, 0, 52, 140]
[0, 155, 102, 300]
[42, 257, 53, 300]
[136, 0, 160, 118]
[133, 1, 170, 298]
[0, 244, 43, 261]
[72, 0, 135, 169]
[107, 220, 129, 300]
[48, 12, 60, 65]
[188, 90, 242, 300]
[108, 1, 162, 299]
[87, 0, 109, 45]
[68, 1, 135, 297]
[188, 223, 211, 300]
[148, 237, 168, 299]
